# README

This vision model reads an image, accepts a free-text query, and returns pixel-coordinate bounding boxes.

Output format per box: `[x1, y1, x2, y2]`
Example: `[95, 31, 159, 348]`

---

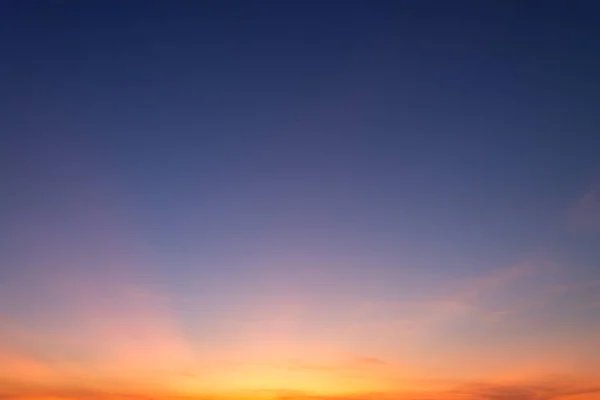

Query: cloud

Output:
[569, 184, 600, 232]
[450, 380, 600, 400]
[2, 375, 600, 400]
[0, 317, 61, 385]
[358, 258, 543, 334]
[0, 280, 196, 394]
[257, 378, 600, 400]
[0, 385, 162, 400]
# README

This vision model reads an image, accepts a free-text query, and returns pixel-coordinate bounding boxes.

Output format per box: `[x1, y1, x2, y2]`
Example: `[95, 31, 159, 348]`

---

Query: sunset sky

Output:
[1, 1, 600, 400]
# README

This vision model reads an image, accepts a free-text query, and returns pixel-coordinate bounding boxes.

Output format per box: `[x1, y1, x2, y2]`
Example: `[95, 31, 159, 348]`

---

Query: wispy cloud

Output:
[0, 280, 196, 394]
[264, 378, 600, 400]
[450, 379, 600, 400]
[569, 183, 600, 232]
[356, 257, 544, 336]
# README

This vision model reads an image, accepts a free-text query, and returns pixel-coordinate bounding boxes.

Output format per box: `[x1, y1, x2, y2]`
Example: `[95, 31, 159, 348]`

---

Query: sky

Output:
[1, 1, 600, 400]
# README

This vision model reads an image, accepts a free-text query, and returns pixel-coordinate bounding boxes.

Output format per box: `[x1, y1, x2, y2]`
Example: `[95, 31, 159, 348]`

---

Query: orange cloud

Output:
[448, 379, 600, 400]
[256, 378, 600, 400]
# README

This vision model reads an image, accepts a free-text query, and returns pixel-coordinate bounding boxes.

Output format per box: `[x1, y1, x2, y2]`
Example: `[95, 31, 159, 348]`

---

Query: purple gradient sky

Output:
[1, 1, 600, 399]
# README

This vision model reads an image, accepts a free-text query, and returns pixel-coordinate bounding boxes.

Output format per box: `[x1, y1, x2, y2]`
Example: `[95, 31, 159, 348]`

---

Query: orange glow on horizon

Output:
[2, 267, 600, 400]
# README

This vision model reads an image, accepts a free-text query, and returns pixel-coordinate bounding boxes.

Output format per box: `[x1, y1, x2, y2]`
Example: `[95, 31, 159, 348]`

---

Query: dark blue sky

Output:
[2, 1, 599, 279]
[1, 3, 600, 390]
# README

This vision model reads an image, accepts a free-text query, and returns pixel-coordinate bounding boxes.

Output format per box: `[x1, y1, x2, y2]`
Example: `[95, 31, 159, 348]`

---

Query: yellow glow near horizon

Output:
[172, 358, 394, 399]
[207, 365, 384, 395]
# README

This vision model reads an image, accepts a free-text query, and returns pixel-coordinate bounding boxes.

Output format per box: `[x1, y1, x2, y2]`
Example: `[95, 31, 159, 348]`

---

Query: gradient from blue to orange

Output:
[1, 2, 600, 400]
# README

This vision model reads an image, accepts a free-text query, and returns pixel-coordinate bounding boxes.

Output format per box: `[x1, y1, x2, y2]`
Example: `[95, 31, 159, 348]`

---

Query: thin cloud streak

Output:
[569, 182, 600, 232]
